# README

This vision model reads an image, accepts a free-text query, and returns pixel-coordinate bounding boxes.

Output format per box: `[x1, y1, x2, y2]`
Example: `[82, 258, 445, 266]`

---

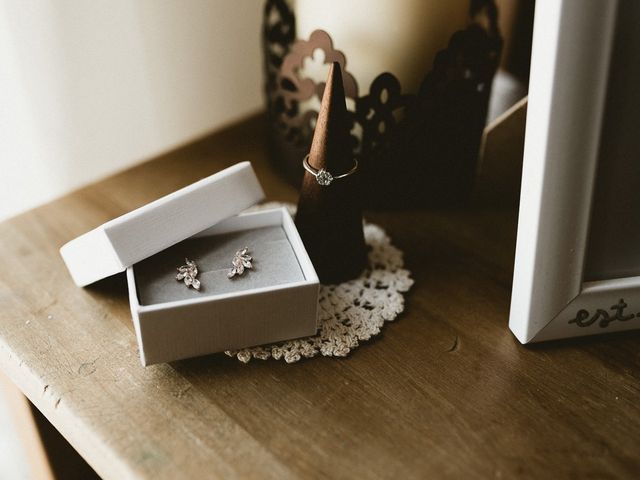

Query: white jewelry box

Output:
[60, 162, 319, 365]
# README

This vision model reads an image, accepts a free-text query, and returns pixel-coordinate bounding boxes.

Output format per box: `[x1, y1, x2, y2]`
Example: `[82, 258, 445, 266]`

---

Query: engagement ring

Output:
[302, 154, 358, 186]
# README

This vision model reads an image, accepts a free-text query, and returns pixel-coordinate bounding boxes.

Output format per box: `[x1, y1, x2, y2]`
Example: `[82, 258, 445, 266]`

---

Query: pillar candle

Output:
[295, 0, 470, 96]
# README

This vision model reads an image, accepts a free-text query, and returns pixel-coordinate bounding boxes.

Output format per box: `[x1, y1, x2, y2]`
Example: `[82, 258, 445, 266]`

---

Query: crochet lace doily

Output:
[225, 203, 413, 363]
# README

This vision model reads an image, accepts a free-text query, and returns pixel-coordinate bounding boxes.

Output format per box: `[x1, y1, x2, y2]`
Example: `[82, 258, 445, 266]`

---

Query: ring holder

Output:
[295, 62, 367, 284]
[263, 0, 502, 207]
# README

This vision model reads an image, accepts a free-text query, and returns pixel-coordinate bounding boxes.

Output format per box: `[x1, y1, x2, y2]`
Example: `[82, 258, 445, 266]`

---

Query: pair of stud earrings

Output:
[176, 247, 253, 291]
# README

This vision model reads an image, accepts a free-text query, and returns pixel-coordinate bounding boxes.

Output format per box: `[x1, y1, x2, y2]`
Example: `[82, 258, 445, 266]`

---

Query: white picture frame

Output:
[509, 0, 640, 343]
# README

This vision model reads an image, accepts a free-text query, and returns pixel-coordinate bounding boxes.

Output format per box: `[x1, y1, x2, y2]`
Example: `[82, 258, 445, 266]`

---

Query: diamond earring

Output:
[176, 258, 200, 290]
[227, 247, 253, 278]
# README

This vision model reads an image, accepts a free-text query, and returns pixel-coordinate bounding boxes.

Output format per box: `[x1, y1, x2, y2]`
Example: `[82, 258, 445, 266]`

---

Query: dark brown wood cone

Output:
[295, 62, 367, 284]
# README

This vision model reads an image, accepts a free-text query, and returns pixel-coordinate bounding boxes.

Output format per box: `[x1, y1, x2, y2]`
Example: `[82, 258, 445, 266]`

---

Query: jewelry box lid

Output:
[60, 162, 265, 287]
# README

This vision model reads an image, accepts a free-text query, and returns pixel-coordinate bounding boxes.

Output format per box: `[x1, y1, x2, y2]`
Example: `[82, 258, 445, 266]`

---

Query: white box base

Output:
[127, 207, 319, 365]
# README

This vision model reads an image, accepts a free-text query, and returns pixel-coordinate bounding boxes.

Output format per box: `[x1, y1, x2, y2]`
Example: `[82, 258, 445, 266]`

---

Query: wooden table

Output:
[1, 116, 639, 479]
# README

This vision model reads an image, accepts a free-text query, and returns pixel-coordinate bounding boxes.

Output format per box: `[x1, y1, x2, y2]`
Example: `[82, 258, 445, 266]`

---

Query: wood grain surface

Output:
[0, 115, 639, 479]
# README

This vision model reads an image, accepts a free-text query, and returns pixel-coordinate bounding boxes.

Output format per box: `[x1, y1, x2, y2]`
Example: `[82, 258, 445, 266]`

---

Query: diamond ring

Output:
[302, 154, 358, 186]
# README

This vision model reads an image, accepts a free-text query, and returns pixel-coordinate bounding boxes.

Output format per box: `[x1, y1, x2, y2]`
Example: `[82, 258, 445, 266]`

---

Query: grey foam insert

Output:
[133, 226, 305, 305]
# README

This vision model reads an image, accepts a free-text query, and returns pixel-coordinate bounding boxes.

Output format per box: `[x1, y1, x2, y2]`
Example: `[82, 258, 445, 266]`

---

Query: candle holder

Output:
[263, 0, 502, 207]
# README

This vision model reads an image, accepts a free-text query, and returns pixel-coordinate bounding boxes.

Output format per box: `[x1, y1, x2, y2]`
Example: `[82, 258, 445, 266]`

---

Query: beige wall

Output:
[0, 1, 264, 221]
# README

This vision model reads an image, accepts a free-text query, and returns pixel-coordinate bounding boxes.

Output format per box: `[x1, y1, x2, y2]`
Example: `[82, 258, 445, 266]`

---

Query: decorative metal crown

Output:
[263, 0, 502, 207]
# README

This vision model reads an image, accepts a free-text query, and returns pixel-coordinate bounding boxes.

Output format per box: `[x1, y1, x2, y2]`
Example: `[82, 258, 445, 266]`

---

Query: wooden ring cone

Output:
[295, 62, 367, 283]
